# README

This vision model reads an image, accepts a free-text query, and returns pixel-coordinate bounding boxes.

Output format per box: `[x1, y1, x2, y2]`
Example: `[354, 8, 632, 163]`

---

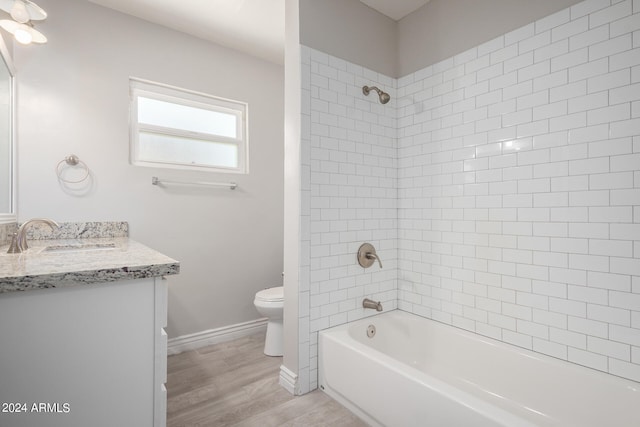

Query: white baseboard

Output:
[279, 364, 299, 395]
[167, 318, 268, 355]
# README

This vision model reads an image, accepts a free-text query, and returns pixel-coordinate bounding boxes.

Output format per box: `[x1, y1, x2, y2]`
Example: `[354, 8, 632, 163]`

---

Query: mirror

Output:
[0, 34, 14, 224]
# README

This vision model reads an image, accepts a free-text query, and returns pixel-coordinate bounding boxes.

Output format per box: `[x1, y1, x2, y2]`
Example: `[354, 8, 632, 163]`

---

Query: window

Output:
[130, 79, 248, 173]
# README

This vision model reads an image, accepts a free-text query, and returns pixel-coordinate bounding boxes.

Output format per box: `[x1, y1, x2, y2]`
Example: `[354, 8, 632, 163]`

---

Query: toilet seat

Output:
[255, 286, 283, 303]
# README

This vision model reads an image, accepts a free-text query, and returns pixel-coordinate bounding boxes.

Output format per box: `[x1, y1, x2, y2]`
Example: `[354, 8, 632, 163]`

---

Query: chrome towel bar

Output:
[151, 176, 237, 190]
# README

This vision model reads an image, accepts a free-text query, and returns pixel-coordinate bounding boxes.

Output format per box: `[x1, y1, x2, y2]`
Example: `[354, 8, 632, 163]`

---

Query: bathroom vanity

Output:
[0, 223, 179, 427]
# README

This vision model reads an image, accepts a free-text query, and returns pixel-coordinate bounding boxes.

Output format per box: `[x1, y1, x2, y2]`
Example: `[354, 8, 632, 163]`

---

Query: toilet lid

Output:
[255, 286, 284, 302]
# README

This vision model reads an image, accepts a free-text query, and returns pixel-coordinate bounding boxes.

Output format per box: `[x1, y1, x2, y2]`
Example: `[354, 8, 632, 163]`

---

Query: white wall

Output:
[398, 0, 640, 382]
[15, 0, 284, 338]
[295, 0, 640, 392]
[298, 46, 398, 393]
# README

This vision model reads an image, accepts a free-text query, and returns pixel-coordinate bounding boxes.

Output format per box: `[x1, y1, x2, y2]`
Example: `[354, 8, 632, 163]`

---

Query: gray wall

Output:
[300, 0, 584, 77]
[299, 0, 397, 77]
[16, 0, 284, 339]
[398, 0, 585, 76]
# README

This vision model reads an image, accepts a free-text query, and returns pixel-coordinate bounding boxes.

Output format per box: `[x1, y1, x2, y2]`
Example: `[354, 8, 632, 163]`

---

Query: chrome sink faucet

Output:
[7, 218, 59, 253]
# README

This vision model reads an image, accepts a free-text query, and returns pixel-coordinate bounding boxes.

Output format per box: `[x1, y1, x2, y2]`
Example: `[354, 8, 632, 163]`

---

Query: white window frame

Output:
[129, 78, 249, 174]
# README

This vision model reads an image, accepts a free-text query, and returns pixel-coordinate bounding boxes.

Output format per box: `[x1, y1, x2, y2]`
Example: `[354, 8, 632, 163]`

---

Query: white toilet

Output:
[253, 286, 284, 356]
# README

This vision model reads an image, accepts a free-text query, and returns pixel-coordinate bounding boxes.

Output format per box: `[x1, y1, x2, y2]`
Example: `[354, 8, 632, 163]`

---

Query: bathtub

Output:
[318, 310, 640, 427]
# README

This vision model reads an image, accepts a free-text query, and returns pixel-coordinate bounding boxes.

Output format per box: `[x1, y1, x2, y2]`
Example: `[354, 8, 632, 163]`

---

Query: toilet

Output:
[253, 286, 284, 356]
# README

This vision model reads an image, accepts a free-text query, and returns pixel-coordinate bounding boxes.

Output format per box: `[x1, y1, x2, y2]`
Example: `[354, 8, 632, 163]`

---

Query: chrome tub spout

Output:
[363, 298, 382, 311]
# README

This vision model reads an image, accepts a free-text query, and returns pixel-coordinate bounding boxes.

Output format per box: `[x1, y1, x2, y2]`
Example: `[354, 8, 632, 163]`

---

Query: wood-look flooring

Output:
[166, 332, 368, 427]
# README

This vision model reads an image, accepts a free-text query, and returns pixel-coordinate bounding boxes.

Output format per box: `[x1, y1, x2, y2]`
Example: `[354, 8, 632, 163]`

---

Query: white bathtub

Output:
[318, 310, 640, 427]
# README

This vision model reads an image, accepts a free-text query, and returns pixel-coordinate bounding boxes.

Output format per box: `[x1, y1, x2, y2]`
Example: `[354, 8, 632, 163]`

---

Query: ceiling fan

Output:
[0, 0, 47, 45]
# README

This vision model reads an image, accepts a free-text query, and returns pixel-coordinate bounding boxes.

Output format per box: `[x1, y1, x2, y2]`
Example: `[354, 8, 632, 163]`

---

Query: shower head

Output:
[363, 85, 390, 104]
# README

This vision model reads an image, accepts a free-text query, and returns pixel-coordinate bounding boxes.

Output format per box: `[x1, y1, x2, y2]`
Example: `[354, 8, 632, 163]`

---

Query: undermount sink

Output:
[44, 242, 117, 253]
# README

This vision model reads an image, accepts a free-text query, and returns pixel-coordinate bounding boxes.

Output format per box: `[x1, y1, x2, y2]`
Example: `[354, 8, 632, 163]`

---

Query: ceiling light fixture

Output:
[0, 0, 47, 45]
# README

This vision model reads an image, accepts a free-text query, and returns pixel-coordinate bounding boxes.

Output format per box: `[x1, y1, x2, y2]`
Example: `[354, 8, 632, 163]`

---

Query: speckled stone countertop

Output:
[0, 222, 179, 293]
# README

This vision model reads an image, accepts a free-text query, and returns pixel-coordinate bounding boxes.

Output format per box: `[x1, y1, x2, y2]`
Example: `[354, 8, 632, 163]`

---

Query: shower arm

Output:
[362, 85, 382, 96]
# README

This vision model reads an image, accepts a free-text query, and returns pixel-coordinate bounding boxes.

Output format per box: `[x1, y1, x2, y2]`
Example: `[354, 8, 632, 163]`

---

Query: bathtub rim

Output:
[318, 309, 640, 427]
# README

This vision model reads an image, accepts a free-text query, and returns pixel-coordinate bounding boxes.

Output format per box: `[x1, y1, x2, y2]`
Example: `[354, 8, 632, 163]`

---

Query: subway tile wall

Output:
[299, 46, 398, 393]
[299, 0, 640, 392]
[397, 0, 640, 381]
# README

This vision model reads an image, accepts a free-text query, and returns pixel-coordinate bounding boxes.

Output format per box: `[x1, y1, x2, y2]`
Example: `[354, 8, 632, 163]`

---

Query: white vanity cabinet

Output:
[0, 277, 169, 427]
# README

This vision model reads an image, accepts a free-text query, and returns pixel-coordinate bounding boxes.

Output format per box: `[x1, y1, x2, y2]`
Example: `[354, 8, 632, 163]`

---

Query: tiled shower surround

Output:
[299, 0, 640, 393]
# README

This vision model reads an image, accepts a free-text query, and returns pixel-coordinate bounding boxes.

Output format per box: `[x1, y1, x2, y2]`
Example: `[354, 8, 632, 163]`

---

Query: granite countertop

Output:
[0, 237, 180, 293]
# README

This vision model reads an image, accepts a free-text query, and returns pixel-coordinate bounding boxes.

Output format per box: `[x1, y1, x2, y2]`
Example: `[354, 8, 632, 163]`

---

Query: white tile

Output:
[588, 103, 631, 126]
[550, 297, 587, 317]
[534, 101, 568, 121]
[566, 220, 609, 239]
[533, 192, 569, 207]
[610, 324, 640, 346]
[505, 23, 535, 46]
[569, 124, 610, 144]
[551, 237, 589, 253]
[517, 319, 550, 340]
[568, 58, 609, 82]
[587, 271, 631, 291]
[535, 39, 570, 63]
[610, 48, 640, 71]
[611, 153, 640, 171]
[589, 138, 633, 157]
[590, 0, 633, 29]
[569, 25, 609, 51]
[588, 303, 631, 326]
[611, 118, 640, 138]
[517, 120, 550, 138]
[589, 34, 633, 61]
[569, 190, 610, 206]
[520, 31, 552, 54]
[588, 68, 631, 93]
[569, 157, 609, 175]
[551, 47, 589, 72]
[610, 82, 640, 104]
[570, 253, 610, 271]
[610, 359, 640, 383]
[551, 80, 587, 102]
[611, 188, 640, 205]
[568, 91, 608, 114]
[610, 291, 640, 311]
[590, 172, 634, 189]
[550, 206, 589, 222]
[591, 239, 633, 257]
[589, 206, 633, 222]
[569, 284, 609, 304]
[588, 336, 631, 360]
[569, 347, 608, 371]
[550, 112, 587, 132]
[551, 144, 589, 161]
[611, 12, 640, 38]
[489, 44, 517, 67]
[552, 16, 589, 42]
[571, 0, 611, 19]
[533, 70, 569, 91]
[505, 52, 535, 74]
[610, 256, 640, 275]
[488, 72, 517, 92]
[534, 131, 569, 149]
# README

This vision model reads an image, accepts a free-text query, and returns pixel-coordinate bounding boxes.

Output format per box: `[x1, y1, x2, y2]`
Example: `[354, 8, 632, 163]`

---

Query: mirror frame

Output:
[0, 34, 15, 225]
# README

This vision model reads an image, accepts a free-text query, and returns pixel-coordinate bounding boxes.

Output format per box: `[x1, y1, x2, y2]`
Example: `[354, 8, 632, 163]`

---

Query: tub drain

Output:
[366, 324, 376, 338]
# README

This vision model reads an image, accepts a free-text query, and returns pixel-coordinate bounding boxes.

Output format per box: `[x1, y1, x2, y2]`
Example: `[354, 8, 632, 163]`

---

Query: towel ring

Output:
[56, 154, 90, 183]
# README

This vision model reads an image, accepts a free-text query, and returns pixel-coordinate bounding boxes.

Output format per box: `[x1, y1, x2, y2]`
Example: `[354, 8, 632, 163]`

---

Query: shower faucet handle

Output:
[357, 243, 383, 269]
[366, 252, 383, 268]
